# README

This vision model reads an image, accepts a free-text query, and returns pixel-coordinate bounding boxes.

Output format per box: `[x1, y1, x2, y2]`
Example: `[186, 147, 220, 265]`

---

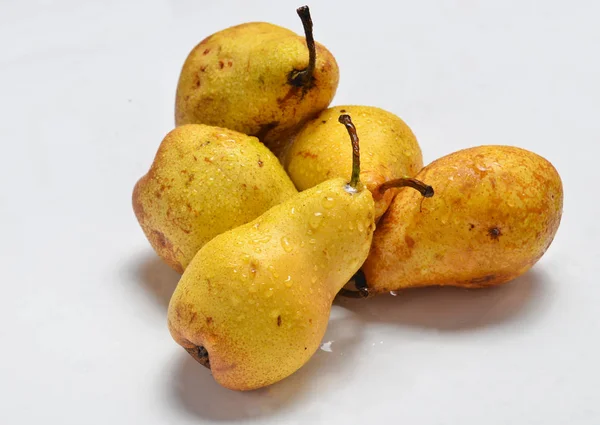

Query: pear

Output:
[284, 105, 423, 220]
[362, 145, 563, 293]
[168, 115, 374, 390]
[132, 124, 297, 273]
[175, 6, 339, 156]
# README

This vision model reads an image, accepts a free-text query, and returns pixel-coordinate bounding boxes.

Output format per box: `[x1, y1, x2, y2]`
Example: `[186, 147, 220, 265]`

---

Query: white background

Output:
[1, 0, 599, 424]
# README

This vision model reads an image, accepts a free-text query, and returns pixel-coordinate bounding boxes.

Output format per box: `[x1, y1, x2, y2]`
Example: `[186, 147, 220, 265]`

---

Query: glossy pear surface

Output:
[133, 124, 297, 272]
[284, 105, 423, 220]
[175, 22, 339, 156]
[168, 178, 374, 390]
[363, 145, 563, 292]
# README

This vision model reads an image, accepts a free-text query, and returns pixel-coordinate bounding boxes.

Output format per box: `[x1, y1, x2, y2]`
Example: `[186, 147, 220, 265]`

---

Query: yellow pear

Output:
[284, 105, 423, 220]
[362, 145, 563, 293]
[168, 115, 374, 390]
[175, 6, 339, 156]
[132, 124, 297, 273]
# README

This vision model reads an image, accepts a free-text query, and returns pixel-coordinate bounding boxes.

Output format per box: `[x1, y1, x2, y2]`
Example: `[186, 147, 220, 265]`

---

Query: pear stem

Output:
[378, 178, 434, 198]
[289, 6, 316, 88]
[338, 114, 361, 189]
[338, 270, 370, 299]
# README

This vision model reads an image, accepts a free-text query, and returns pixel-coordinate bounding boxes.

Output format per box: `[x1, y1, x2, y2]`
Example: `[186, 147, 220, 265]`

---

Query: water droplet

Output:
[284, 276, 292, 287]
[252, 235, 271, 244]
[357, 221, 365, 233]
[249, 285, 258, 293]
[253, 246, 263, 253]
[267, 265, 279, 278]
[448, 175, 454, 181]
[322, 196, 336, 209]
[242, 255, 251, 263]
[320, 341, 333, 352]
[306, 229, 313, 236]
[281, 236, 293, 253]
[309, 238, 317, 244]
[235, 240, 243, 246]
[348, 221, 355, 230]
[311, 276, 318, 284]
[240, 273, 248, 281]
[390, 291, 398, 296]
[264, 288, 274, 298]
[313, 264, 318, 272]
[290, 207, 296, 215]
[300, 240, 305, 248]
[309, 212, 324, 229]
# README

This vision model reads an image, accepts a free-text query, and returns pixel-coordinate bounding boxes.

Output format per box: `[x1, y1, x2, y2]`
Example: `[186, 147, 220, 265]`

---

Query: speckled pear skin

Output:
[284, 106, 423, 221]
[175, 22, 339, 156]
[363, 145, 563, 293]
[168, 178, 374, 391]
[132, 124, 297, 273]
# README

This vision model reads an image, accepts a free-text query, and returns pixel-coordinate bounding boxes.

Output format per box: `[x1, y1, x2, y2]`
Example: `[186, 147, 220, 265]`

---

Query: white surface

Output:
[1, 0, 599, 424]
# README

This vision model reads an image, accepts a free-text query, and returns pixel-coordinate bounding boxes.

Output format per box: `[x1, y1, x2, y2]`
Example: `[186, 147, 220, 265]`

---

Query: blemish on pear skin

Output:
[218, 60, 225, 69]
[202, 48, 210, 55]
[258, 158, 264, 167]
[488, 227, 502, 240]
[277, 316, 282, 327]
[189, 312, 197, 324]
[468, 275, 497, 285]
[405, 235, 415, 248]
[296, 151, 318, 159]
[206, 316, 213, 325]
[153, 230, 168, 248]
[469, 223, 475, 230]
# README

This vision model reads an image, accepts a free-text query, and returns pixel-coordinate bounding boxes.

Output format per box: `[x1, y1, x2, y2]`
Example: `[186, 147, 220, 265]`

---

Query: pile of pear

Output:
[132, 6, 563, 391]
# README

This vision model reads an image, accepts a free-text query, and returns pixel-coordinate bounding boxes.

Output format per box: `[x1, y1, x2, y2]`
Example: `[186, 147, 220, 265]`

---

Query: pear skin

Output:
[284, 105, 423, 220]
[362, 145, 563, 292]
[133, 124, 297, 272]
[175, 8, 339, 156]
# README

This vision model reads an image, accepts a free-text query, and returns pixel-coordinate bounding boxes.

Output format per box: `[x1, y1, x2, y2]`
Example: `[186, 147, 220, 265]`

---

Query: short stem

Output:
[378, 178, 434, 198]
[338, 114, 361, 189]
[289, 6, 316, 88]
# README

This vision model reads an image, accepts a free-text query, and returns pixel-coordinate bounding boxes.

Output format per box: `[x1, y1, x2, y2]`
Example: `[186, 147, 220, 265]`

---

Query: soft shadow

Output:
[131, 251, 180, 311]
[336, 269, 547, 331]
[171, 306, 365, 421]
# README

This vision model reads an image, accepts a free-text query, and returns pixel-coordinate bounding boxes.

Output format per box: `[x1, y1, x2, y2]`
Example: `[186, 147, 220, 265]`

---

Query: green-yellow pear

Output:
[168, 115, 374, 390]
[175, 6, 339, 156]
[284, 105, 423, 220]
[362, 145, 563, 293]
[132, 124, 297, 273]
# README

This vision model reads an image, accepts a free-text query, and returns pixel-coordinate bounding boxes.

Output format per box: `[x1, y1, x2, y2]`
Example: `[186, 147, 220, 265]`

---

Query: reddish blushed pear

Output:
[362, 145, 563, 293]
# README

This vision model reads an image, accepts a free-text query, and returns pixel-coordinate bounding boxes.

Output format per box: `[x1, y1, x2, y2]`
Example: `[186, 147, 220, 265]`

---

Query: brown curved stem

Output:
[378, 178, 434, 198]
[289, 6, 316, 88]
[338, 114, 361, 189]
[337, 270, 370, 299]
